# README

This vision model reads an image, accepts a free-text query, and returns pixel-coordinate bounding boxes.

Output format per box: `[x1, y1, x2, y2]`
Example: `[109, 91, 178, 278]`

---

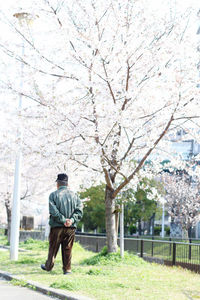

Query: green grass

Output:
[1, 237, 200, 300]
[0, 234, 9, 246]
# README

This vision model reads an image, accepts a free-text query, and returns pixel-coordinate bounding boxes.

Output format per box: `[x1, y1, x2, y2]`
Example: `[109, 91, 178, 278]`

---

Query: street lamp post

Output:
[161, 200, 165, 238]
[120, 202, 124, 258]
[10, 12, 34, 260]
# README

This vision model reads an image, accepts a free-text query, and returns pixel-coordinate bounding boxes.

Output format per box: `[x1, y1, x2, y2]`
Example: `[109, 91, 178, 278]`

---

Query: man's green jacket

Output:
[49, 186, 83, 228]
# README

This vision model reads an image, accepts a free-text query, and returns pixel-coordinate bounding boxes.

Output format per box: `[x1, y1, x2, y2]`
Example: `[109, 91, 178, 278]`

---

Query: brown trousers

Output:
[45, 227, 75, 273]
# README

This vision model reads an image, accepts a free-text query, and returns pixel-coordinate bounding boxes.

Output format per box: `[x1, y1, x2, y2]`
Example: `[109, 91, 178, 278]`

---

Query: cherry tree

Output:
[0, 150, 50, 241]
[0, 0, 199, 252]
[162, 170, 200, 237]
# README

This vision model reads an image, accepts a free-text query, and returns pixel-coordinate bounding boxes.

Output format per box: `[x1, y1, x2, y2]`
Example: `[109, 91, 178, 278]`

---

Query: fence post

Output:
[140, 239, 144, 258]
[169, 237, 172, 257]
[151, 236, 154, 257]
[96, 241, 99, 253]
[172, 242, 176, 266]
[189, 238, 192, 260]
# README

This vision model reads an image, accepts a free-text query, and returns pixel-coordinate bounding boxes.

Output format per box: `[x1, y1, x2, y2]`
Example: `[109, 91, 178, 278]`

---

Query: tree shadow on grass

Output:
[182, 290, 200, 299]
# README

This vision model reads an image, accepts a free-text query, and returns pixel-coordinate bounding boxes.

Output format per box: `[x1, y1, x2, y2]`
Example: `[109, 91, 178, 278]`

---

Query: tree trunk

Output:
[105, 185, 118, 253]
[182, 226, 189, 239]
[5, 196, 11, 243]
[188, 227, 192, 239]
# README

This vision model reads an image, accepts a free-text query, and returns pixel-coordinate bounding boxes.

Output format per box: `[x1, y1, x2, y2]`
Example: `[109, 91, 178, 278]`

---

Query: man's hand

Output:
[64, 219, 72, 227]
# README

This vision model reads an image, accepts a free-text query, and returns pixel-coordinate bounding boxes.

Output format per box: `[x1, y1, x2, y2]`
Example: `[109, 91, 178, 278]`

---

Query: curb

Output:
[0, 270, 94, 300]
[0, 245, 27, 252]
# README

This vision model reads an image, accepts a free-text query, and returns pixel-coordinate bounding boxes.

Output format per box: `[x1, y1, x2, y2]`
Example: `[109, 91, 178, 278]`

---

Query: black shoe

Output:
[41, 264, 47, 271]
[63, 271, 72, 275]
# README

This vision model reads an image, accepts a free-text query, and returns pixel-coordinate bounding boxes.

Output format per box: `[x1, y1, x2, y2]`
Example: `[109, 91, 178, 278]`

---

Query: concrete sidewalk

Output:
[0, 277, 57, 300]
[0, 270, 94, 300]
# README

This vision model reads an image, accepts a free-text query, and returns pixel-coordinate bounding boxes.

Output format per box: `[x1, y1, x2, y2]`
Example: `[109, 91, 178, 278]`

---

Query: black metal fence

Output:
[134, 238, 200, 273]
[76, 233, 200, 273]
[76, 231, 200, 244]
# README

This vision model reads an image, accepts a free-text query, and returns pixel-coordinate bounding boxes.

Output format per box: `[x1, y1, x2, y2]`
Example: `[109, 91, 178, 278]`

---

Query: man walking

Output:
[41, 173, 83, 275]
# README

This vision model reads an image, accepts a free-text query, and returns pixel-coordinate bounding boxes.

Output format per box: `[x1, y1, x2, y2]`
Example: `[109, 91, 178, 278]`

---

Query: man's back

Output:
[41, 173, 83, 274]
[49, 186, 82, 228]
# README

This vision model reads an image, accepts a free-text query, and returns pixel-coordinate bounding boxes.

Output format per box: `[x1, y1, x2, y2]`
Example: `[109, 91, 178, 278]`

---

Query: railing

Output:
[135, 239, 200, 273]
[75, 233, 200, 273]
[76, 231, 200, 244]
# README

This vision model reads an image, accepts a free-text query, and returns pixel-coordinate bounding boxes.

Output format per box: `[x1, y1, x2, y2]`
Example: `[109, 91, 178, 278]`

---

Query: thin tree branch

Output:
[44, 0, 63, 27]
[113, 114, 174, 198]
[57, 135, 85, 145]
[70, 157, 101, 173]
[120, 135, 135, 162]
[173, 116, 200, 121]
[103, 152, 127, 180]
[0, 44, 78, 80]
[1, 81, 47, 106]
[102, 59, 116, 104]
[20, 186, 31, 200]
[121, 61, 130, 110]
[102, 122, 117, 146]
[12, 23, 64, 71]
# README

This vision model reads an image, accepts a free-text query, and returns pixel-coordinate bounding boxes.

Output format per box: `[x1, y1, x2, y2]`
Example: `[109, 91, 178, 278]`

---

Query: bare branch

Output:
[180, 15, 190, 42]
[137, 66, 155, 87]
[1, 80, 47, 106]
[12, 25, 64, 71]
[0, 44, 78, 80]
[70, 157, 101, 173]
[95, 4, 111, 25]
[183, 97, 195, 107]
[121, 61, 130, 111]
[102, 151, 127, 181]
[102, 122, 117, 146]
[120, 135, 135, 162]
[57, 135, 85, 145]
[20, 186, 31, 200]
[173, 116, 200, 121]
[113, 114, 174, 198]
[44, 0, 63, 27]
[102, 59, 116, 104]
[129, 53, 143, 69]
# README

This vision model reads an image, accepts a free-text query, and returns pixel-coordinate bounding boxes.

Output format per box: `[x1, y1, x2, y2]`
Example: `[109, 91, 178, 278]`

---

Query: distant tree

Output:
[162, 171, 200, 237]
[79, 184, 106, 233]
[0, 146, 57, 242]
[118, 177, 163, 235]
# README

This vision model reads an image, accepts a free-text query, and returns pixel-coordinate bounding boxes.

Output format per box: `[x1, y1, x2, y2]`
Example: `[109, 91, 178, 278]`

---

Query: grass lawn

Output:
[0, 235, 200, 300]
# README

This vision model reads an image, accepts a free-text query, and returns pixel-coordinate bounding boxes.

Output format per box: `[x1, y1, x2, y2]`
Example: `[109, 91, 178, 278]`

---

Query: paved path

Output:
[0, 277, 58, 300]
[0, 246, 93, 300]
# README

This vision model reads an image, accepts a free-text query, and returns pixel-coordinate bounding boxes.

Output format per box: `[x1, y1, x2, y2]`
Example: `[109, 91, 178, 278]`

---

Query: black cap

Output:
[56, 173, 68, 182]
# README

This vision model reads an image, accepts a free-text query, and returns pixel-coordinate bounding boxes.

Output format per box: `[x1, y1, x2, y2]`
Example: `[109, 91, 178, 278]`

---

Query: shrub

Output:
[129, 225, 137, 235]
[82, 246, 146, 266]
[165, 226, 170, 236]
[154, 226, 162, 235]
